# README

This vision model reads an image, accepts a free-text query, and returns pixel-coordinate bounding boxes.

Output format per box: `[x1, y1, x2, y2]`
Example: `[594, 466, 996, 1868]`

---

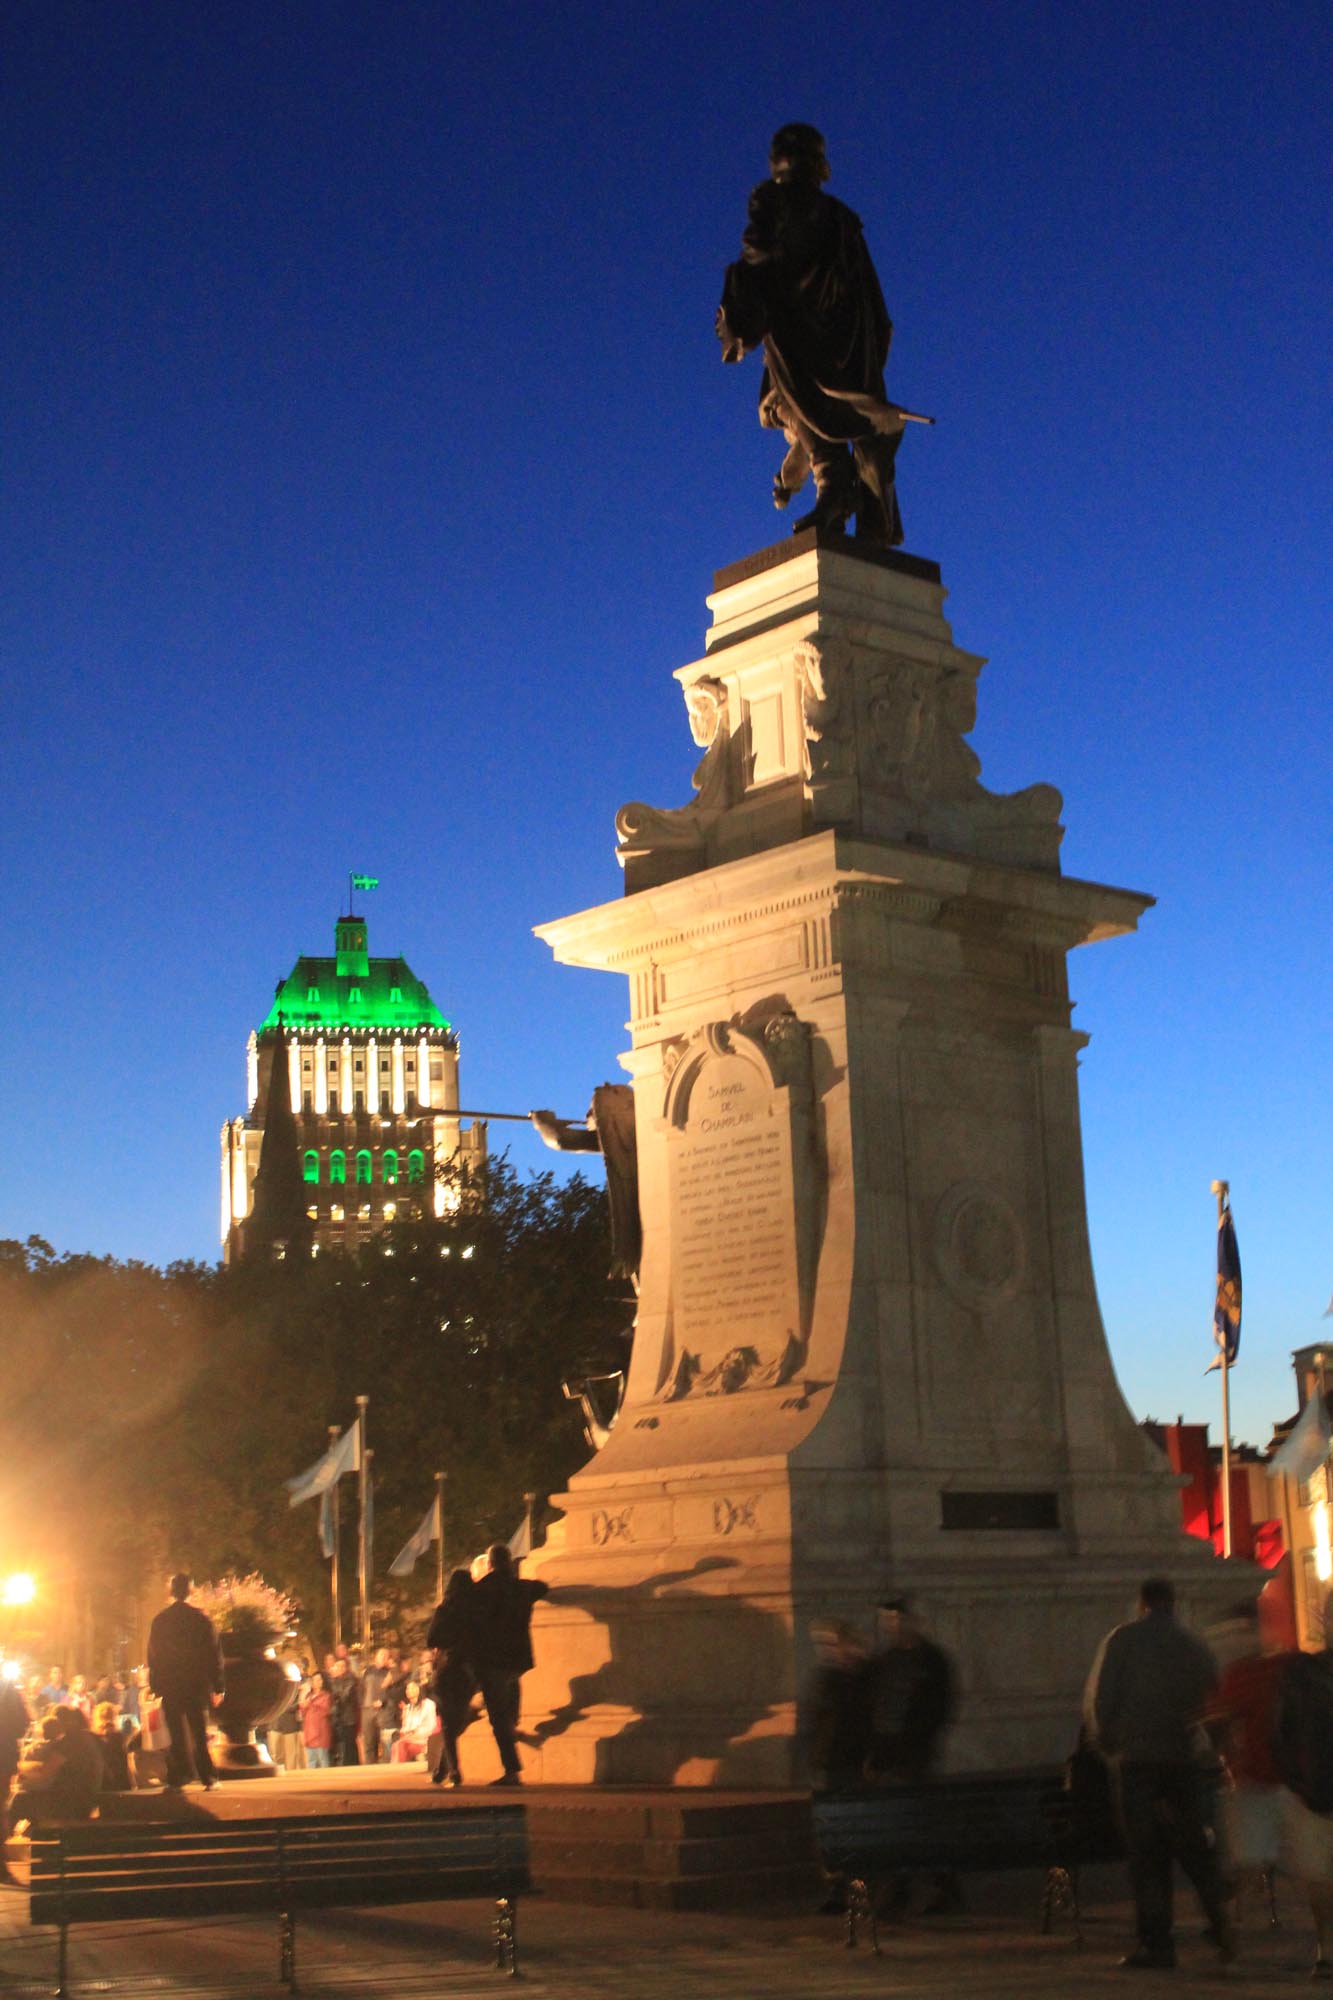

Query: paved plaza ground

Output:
[0, 1860, 1320, 1998]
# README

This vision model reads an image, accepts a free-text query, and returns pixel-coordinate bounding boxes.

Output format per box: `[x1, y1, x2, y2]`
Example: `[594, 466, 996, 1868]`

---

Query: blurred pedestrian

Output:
[805, 1620, 871, 1791]
[1085, 1576, 1234, 1970]
[92, 1701, 136, 1792]
[866, 1598, 960, 1914]
[8, 1706, 102, 1832]
[1273, 1591, 1333, 1977]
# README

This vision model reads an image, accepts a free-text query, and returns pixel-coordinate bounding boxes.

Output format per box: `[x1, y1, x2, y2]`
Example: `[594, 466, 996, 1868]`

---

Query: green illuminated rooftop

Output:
[260, 915, 451, 1035]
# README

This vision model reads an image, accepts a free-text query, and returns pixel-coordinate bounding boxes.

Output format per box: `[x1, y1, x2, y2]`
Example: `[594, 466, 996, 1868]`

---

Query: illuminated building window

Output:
[307, 987, 320, 1003]
[383, 1149, 398, 1184]
[306, 1205, 318, 1221]
[355, 1150, 372, 1184]
[354, 1058, 364, 1072]
[302, 1059, 311, 1071]
[359, 1203, 371, 1222]
[407, 1149, 425, 1183]
[390, 986, 403, 1003]
[380, 1058, 390, 1072]
[348, 987, 361, 1004]
[329, 1150, 346, 1185]
[302, 1150, 320, 1184]
[331, 1203, 344, 1223]
[383, 1201, 397, 1221]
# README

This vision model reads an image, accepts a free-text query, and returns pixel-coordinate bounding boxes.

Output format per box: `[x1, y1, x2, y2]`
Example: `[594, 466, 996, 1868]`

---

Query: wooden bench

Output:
[814, 1766, 1122, 1951]
[27, 1804, 530, 1995]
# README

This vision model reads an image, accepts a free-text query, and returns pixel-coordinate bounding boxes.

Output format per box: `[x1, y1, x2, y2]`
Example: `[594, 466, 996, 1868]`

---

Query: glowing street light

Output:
[2, 1573, 36, 1607]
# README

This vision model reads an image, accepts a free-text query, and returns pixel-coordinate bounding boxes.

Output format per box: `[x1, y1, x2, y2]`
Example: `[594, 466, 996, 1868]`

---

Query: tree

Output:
[0, 1158, 628, 1662]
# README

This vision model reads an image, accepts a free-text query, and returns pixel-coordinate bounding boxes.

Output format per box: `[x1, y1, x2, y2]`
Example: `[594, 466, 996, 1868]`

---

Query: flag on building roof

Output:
[351, 874, 379, 891]
[1268, 1393, 1332, 1485]
[389, 1493, 441, 1578]
[284, 1423, 360, 1508]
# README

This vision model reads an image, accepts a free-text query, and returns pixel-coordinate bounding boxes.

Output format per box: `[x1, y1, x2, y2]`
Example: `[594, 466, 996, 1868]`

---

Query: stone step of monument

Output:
[524, 1791, 820, 1910]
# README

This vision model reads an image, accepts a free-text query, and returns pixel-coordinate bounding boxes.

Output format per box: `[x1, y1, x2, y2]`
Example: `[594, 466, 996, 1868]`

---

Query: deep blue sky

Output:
[2, 1, 1328, 1448]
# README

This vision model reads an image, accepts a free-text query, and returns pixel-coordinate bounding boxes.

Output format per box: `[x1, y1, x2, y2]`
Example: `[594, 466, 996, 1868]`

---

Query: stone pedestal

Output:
[518, 533, 1241, 1787]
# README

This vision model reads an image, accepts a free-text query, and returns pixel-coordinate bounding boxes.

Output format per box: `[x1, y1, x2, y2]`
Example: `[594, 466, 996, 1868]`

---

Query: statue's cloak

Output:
[719, 184, 896, 446]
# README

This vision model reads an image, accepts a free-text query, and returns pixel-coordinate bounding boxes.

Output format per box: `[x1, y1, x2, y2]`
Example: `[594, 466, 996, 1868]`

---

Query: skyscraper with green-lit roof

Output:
[221, 911, 486, 1260]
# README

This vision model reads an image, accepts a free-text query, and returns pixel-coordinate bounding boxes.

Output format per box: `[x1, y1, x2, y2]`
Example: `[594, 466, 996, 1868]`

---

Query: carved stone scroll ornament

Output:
[795, 636, 854, 783]
[615, 675, 731, 863]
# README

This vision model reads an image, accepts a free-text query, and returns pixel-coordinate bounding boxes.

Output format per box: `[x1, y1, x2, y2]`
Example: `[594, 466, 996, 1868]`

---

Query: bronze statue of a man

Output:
[717, 124, 908, 545]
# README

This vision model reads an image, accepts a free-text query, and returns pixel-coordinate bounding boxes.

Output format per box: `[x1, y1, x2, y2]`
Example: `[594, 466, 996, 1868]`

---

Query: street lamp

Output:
[1, 1573, 36, 1608]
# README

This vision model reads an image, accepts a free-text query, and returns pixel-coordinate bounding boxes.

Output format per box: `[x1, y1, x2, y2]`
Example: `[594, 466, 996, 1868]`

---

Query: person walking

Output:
[1085, 1576, 1235, 1970]
[146, 1573, 224, 1790]
[470, 1544, 548, 1786]
[426, 1568, 480, 1787]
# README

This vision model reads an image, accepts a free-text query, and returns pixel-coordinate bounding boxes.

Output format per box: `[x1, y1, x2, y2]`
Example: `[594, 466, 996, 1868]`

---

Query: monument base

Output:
[524, 538, 1249, 1787]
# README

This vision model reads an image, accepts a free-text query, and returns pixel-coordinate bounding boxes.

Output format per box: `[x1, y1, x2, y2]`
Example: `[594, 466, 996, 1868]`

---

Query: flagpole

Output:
[327, 1424, 342, 1647]
[357, 1395, 370, 1650]
[435, 1471, 447, 1605]
[524, 1490, 536, 1558]
[1211, 1179, 1233, 1558]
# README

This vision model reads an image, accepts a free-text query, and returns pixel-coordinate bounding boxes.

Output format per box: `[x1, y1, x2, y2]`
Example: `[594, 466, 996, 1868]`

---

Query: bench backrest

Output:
[29, 1807, 530, 1926]
[815, 1769, 1067, 1872]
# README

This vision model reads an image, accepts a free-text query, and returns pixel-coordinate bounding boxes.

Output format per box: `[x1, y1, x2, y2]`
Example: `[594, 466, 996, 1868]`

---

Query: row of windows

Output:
[301, 1091, 423, 1113]
[303, 1148, 425, 1185]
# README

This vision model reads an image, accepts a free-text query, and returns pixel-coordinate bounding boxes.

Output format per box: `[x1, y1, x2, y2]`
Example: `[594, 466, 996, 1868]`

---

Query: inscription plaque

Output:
[666, 1042, 803, 1393]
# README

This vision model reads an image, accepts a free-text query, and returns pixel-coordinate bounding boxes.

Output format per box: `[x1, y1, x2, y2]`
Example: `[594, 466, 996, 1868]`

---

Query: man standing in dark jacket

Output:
[1085, 1576, 1234, 1970]
[471, 1544, 548, 1786]
[146, 1574, 224, 1789]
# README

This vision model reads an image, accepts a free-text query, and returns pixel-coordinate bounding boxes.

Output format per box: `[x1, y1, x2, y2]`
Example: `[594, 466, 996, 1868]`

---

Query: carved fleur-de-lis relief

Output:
[795, 636, 854, 782]
[590, 1506, 633, 1547]
[712, 1495, 760, 1536]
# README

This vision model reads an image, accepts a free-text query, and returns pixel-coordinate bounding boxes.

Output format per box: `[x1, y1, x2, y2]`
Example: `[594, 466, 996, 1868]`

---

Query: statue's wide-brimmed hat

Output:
[769, 123, 828, 170]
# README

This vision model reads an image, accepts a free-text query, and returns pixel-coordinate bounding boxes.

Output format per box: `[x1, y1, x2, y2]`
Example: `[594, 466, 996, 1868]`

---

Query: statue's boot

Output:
[852, 435, 904, 547]
[791, 448, 856, 535]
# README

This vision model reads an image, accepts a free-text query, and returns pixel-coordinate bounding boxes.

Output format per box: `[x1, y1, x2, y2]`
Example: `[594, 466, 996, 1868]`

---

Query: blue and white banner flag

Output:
[1268, 1392, 1332, 1485]
[389, 1494, 441, 1578]
[507, 1511, 532, 1562]
[285, 1424, 360, 1508]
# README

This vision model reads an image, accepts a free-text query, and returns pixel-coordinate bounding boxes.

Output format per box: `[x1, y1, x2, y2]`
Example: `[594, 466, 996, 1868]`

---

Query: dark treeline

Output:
[0, 1159, 629, 1657]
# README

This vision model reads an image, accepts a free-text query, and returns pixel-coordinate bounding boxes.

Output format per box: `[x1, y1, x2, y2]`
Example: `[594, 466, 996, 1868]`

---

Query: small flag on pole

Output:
[1204, 1195, 1242, 1372]
[284, 1424, 361, 1508]
[389, 1493, 442, 1577]
[507, 1512, 532, 1562]
[351, 874, 379, 892]
[1267, 1393, 1332, 1484]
